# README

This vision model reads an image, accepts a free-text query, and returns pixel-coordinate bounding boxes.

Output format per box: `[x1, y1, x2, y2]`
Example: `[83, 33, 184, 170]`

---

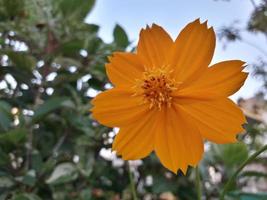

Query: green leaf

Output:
[87, 37, 102, 54]
[151, 175, 177, 194]
[240, 170, 267, 178]
[46, 163, 78, 185]
[13, 193, 41, 200]
[211, 142, 249, 168]
[0, 128, 27, 144]
[15, 170, 36, 187]
[113, 24, 129, 48]
[54, 57, 82, 69]
[31, 150, 43, 172]
[2, 0, 25, 18]
[0, 66, 33, 85]
[66, 113, 94, 136]
[80, 188, 92, 200]
[228, 191, 267, 200]
[23, 170, 36, 187]
[32, 97, 72, 122]
[0, 148, 9, 166]
[0, 101, 12, 131]
[55, 0, 95, 21]
[0, 101, 11, 114]
[59, 40, 84, 57]
[0, 176, 14, 188]
[85, 24, 99, 34]
[0, 111, 11, 131]
[3, 51, 36, 73]
[0, 128, 27, 152]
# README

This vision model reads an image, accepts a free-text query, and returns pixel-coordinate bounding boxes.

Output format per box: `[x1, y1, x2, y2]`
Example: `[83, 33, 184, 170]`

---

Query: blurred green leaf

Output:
[59, 40, 84, 57]
[0, 101, 12, 131]
[229, 191, 267, 200]
[16, 170, 36, 187]
[0, 66, 33, 85]
[13, 193, 41, 200]
[240, 171, 267, 178]
[32, 97, 72, 122]
[113, 24, 129, 48]
[211, 142, 249, 168]
[2, 0, 25, 19]
[0, 176, 14, 188]
[85, 24, 99, 34]
[0, 148, 9, 166]
[2, 51, 36, 73]
[54, 57, 81, 69]
[0, 101, 11, 113]
[80, 188, 92, 200]
[151, 175, 177, 194]
[66, 113, 94, 136]
[31, 150, 43, 172]
[0, 128, 27, 152]
[55, 0, 95, 21]
[46, 162, 78, 185]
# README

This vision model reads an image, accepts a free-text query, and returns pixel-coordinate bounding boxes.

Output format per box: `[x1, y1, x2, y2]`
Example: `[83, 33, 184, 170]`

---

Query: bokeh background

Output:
[0, 0, 266, 199]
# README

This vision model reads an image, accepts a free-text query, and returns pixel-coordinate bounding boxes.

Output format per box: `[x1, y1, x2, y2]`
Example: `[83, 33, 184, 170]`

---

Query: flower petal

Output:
[175, 98, 246, 143]
[106, 52, 144, 87]
[137, 24, 173, 68]
[154, 107, 204, 174]
[176, 60, 248, 99]
[91, 88, 148, 127]
[112, 108, 158, 160]
[169, 19, 215, 83]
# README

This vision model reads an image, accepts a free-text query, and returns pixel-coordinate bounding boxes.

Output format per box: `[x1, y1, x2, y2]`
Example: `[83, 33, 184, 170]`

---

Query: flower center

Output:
[134, 68, 178, 110]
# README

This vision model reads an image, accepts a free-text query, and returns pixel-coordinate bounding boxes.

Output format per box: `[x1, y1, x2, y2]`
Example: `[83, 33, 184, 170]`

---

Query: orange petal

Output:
[175, 98, 246, 144]
[169, 19, 215, 83]
[137, 24, 173, 68]
[112, 108, 158, 160]
[106, 52, 144, 87]
[176, 60, 248, 99]
[91, 88, 148, 127]
[154, 107, 204, 174]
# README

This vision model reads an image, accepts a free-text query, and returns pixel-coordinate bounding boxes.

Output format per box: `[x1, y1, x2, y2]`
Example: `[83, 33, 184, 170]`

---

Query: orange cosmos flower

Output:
[91, 19, 248, 174]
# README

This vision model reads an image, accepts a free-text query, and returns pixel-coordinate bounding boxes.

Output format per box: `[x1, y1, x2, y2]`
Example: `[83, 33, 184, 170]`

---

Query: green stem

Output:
[128, 162, 138, 200]
[196, 166, 202, 200]
[220, 144, 267, 200]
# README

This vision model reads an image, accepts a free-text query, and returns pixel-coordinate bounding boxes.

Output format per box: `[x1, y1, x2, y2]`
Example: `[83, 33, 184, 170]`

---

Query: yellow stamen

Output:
[134, 67, 179, 110]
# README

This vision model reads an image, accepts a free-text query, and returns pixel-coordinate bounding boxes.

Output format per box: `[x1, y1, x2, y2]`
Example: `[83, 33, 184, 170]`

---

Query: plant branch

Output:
[128, 162, 138, 200]
[249, 0, 257, 9]
[242, 39, 267, 57]
[220, 144, 267, 200]
[196, 166, 202, 200]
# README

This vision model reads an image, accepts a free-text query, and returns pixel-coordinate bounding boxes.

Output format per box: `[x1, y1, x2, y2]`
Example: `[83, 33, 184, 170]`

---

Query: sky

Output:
[86, 0, 266, 100]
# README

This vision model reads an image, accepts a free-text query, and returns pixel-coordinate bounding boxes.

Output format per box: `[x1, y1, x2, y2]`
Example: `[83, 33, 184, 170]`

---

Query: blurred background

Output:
[0, 0, 266, 199]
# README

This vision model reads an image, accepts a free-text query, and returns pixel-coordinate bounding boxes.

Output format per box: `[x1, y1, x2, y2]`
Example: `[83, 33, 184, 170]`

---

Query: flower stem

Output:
[128, 162, 138, 200]
[195, 166, 202, 200]
[220, 144, 267, 200]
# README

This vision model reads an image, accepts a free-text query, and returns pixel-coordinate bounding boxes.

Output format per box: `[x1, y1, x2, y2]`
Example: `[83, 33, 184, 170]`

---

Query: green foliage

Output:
[1, 51, 36, 72]
[211, 142, 248, 169]
[248, 1, 267, 34]
[113, 24, 130, 49]
[54, 0, 95, 21]
[46, 163, 78, 185]
[228, 191, 267, 200]
[32, 97, 72, 122]
[0, 0, 137, 199]
[0, 128, 27, 152]
[0, 101, 12, 131]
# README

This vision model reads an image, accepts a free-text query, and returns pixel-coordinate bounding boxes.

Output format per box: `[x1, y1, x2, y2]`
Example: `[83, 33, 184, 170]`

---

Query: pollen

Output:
[134, 68, 179, 110]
